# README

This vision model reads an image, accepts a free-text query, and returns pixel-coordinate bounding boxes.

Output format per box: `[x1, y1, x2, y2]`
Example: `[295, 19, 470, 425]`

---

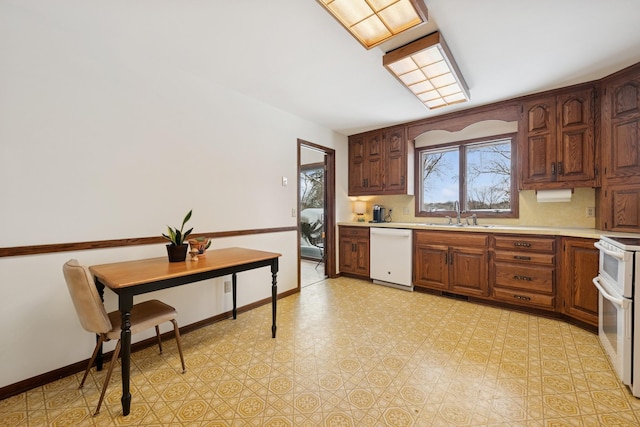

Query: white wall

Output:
[0, 4, 349, 387]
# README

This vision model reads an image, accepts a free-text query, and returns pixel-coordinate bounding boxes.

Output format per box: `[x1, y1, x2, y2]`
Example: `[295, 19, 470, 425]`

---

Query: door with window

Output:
[299, 141, 336, 287]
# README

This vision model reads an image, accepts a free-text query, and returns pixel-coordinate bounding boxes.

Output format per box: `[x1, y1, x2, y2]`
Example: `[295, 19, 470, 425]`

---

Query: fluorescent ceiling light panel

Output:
[318, 0, 428, 49]
[383, 31, 470, 110]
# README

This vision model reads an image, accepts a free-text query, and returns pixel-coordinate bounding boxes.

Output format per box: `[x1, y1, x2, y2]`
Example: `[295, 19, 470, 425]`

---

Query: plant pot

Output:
[166, 244, 189, 262]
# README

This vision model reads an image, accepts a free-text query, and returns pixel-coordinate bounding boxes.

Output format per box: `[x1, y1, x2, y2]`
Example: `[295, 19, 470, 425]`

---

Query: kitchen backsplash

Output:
[354, 188, 597, 228]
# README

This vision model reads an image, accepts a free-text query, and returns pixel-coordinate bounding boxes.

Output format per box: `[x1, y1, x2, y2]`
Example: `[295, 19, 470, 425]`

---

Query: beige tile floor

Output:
[2, 276, 640, 426]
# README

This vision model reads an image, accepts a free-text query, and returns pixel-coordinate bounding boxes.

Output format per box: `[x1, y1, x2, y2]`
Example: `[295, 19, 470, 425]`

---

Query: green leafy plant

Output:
[162, 210, 193, 246]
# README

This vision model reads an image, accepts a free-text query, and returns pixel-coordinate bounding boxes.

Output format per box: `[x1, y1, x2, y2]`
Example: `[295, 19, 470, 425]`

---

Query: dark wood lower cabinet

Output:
[412, 230, 598, 329]
[339, 226, 599, 329]
[491, 235, 557, 311]
[338, 226, 370, 278]
[414, 231, 489, 297]
[561, 237, 599, 327]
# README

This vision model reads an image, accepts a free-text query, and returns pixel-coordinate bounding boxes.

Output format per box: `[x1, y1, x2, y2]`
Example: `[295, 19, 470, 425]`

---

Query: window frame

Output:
[414, 133, 519, 219]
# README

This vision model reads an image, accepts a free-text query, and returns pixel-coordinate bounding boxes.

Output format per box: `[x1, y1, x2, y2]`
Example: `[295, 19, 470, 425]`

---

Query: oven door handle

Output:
[594, 241, 626, 260]
[592, 276, 630, 309]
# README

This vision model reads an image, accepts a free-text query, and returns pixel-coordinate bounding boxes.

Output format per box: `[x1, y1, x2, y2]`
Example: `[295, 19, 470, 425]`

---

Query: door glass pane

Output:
[420, 148, 459, 212]
[465, 140, 511, 212]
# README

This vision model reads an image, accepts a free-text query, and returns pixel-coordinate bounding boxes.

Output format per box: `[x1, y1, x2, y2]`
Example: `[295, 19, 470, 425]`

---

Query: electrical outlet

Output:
[224, 281, 231, 293]
[586, 206, 595, 217]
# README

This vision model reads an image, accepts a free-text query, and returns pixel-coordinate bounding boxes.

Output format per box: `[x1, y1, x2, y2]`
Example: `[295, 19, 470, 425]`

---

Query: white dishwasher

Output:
[370, 227, 413, 291]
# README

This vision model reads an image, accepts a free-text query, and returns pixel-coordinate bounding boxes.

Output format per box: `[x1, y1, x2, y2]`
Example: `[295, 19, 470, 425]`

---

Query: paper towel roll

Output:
[536, 189, 572, 203]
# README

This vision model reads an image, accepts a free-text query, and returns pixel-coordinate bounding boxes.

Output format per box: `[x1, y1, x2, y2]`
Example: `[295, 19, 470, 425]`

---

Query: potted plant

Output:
[162, 210, 193, 262]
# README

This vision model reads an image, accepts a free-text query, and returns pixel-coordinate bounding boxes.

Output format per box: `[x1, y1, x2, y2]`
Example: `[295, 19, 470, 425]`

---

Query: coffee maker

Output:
[372, 205, 385, 223]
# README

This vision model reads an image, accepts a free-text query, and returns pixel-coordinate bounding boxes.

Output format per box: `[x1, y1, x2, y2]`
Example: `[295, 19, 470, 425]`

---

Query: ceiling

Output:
[6, 0, 640, 136]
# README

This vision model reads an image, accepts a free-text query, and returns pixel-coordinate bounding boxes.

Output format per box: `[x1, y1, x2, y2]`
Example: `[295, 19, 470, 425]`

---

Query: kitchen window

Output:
[416, 134, 517, 218]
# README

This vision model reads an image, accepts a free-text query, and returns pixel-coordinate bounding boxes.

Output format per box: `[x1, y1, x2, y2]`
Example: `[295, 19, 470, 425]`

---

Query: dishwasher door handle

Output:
[370, 228, 411, 238]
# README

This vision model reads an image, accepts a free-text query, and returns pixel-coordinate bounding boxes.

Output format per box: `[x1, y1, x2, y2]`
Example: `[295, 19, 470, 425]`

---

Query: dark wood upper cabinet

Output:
[603, 76, 640, 178]
[348, 132, 383, 194]
[520, 87, 596, 189]
[383, 127, 408, 193]
[348, 134, 366, 195]
[521, 97, 556, 185]
[348, 126, 413, 196]
[598, 64, 640, 232]
[557, 90, 596, 182]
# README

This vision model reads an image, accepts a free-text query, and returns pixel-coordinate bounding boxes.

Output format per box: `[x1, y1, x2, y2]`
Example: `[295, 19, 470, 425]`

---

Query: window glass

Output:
[465, 140, 512, 212]
[418, 135, 516, 217]
[420, 147, 459, 213]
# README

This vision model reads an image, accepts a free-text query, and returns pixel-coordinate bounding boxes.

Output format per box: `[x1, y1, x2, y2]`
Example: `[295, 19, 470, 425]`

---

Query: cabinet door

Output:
[339, 227, 370, 277]
[521, 97, 557, 186]
[364, 132, 384, 193]
[339, 237, 357, 274]
[561, 238, 599, 326]
[449, 246, 488, 297]
[353, 238, 370, 277]
[348, 135, 367, 195]
[348, 132, 383, 195]
[603, 76, 640, 178]
[414, 243, 449, 290]
[384, 127, 407, 194]
[606, 182, 640, 232]
[556, 89, 595, 183]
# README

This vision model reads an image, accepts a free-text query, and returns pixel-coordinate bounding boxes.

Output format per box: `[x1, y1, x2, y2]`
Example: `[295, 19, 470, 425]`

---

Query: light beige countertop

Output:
[338, 221, 640, 240]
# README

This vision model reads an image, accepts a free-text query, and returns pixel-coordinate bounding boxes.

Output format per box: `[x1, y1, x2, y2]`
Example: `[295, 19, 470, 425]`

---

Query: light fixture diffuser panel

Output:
[318, 0, 428, 49]
[383, 31, 469, 110]
[378, 0, 423, 34]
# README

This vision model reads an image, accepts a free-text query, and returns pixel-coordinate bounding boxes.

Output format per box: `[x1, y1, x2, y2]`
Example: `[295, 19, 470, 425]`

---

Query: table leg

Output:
[119, 294, 133, 416]
[271, 258, 278, 338]
[232, 273, 237, 319]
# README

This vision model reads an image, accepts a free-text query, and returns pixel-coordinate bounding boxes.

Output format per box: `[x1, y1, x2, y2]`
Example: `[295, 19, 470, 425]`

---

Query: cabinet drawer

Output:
[493, 235, 555, 252]
[493, 288, 555, 309]
[339, 227, 369, 239]
[494, 250, 555, 265]
[494, 262, 554, 293]
[415, 231, 489, 247]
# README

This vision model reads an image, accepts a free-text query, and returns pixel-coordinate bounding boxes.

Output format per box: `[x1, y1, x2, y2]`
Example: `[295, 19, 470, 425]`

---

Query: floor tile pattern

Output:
[2, 277, 640, 426]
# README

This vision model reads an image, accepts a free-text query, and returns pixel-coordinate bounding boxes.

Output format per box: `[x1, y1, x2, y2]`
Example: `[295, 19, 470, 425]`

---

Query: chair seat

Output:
[106, 300, 178, 341]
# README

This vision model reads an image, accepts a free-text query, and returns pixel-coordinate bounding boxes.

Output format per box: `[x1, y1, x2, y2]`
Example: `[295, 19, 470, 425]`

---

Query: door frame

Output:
[298, 139, 336, 287]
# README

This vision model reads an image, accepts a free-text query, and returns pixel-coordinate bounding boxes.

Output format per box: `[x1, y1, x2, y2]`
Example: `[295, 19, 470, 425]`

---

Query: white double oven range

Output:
[593, 236, 640, 397]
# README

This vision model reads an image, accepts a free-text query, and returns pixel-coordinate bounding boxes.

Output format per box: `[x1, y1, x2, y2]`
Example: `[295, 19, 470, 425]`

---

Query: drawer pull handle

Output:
[513, 275, 533, 281]
[513, 294, 531, 301]
[514, 256, 531, 260]
[514, 242, 532, 247]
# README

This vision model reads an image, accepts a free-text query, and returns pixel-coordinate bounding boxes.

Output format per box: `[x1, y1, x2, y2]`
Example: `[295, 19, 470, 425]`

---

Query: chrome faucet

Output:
[466, 213, 478, 226]
[454, 200, 461, 224]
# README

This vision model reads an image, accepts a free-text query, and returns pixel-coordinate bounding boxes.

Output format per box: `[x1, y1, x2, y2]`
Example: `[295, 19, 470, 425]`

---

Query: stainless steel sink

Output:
[420, 223, 494, 228]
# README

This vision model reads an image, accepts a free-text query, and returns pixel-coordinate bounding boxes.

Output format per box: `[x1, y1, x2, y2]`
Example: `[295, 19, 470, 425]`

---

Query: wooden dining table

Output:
[89, 247, 281, 416]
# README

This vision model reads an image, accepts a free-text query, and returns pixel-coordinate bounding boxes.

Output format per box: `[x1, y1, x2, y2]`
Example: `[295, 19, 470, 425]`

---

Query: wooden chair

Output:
[62, 259, 186, 415]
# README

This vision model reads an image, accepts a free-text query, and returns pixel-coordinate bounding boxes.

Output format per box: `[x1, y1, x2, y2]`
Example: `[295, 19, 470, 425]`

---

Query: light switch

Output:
[282, 176, 288, 187]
